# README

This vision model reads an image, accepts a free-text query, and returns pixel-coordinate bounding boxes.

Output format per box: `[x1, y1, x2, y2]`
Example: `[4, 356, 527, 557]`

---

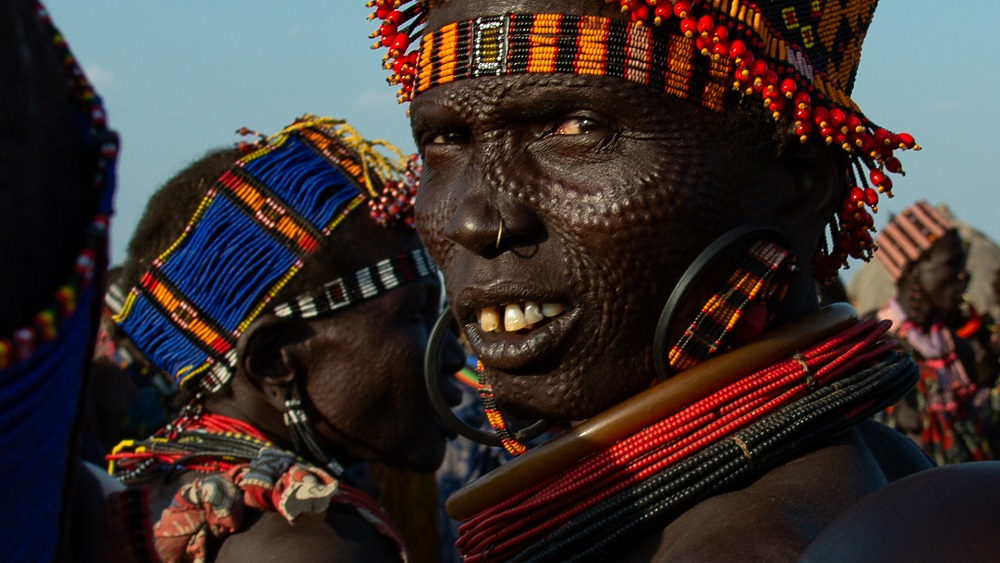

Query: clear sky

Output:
[41, 1, 1000, 278]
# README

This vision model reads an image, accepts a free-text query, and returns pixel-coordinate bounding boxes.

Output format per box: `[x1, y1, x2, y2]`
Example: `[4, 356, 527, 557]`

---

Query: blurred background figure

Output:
[871, 200, 995, 464]
[850, 203, 1000, 322]
[0, 1, 142, 561]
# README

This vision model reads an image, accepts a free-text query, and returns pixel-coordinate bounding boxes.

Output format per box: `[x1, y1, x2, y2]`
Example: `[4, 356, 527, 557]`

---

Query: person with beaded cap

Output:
[364, 0, 936, 561]
[871, 199, 993, 464]
[108, 116, 465, 563]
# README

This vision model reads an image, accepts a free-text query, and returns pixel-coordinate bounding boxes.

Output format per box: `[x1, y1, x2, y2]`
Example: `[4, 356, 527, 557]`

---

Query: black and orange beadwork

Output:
[366, 0, 920, 281]
[668, 240, 793, 371]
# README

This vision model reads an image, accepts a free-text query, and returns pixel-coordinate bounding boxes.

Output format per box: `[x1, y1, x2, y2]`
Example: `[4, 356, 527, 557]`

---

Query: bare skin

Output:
[797, 461, 1000, 563]
[215, 510, 402, 563]
[410, 1, 933, 560]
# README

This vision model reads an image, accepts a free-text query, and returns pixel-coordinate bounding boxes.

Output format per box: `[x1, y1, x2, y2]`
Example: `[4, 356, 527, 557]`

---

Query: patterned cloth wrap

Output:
[155, 447, 409, 563]
[877, 299, 994, 464]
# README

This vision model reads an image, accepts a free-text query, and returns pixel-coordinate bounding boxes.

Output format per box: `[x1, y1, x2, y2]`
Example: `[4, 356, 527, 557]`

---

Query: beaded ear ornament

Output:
[366, 0, 920, 281]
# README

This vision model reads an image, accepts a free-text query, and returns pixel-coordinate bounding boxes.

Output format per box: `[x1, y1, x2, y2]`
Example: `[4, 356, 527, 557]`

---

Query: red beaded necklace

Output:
[452, 317, 912, 562]
[108, 412, 274, 477]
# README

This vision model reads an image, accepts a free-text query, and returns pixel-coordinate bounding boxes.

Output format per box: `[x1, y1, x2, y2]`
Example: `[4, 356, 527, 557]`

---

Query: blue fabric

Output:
[0, 285, 96, 563]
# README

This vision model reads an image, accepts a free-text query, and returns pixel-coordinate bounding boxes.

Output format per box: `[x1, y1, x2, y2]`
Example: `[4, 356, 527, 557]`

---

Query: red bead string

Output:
[368, 153, 420, 228]
[454, 318, 894, 562]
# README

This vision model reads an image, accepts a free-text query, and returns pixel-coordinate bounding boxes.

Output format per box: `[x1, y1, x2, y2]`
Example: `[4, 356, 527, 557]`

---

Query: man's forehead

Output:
[411, 72, 683, 126]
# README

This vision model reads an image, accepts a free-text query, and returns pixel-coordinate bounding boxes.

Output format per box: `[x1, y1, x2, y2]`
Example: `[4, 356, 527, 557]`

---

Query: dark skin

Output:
[410, 1, 933, 560]
[797, 461, 1000, 563]
[897, 231, 969, 330]
[412, 71, 836, 421]
[179, 211, 465, 563]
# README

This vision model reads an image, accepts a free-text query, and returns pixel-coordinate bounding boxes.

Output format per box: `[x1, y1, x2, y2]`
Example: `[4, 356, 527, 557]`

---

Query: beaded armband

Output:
[366, 0, 919, 281]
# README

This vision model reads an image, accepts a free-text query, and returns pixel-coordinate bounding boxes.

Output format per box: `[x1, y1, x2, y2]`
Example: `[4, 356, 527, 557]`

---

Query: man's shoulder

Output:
[798, 461, 1000, 563]
[214, 507, 402, 563]
[623, 423, 932, 562]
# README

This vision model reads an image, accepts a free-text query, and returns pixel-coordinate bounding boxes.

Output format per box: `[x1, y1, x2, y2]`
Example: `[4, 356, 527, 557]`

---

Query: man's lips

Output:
[460, 306, 579, 371]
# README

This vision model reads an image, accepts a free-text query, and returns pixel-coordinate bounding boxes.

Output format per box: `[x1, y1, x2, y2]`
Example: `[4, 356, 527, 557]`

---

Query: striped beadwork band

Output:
[417, 13, 736, 112]
[273, 248, 437, 319]
[368, 1, 920, 280]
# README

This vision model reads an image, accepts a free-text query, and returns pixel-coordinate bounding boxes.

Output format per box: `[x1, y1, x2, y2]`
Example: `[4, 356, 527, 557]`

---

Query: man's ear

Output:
[236, 314, 311, 409]
[776, 137, 845, 257]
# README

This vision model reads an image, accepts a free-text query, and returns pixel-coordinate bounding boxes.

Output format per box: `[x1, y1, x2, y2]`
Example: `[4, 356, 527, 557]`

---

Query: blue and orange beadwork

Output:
[114, 116, 426, 393]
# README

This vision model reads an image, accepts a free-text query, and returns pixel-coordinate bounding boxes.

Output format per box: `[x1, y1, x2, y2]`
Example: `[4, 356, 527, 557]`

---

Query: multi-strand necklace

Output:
[454, 317, 916, 562]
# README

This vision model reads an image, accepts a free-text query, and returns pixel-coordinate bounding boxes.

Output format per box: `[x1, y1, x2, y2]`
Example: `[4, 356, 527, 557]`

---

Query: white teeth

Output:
[541, 303, 565, 317]
[524, 301, 543, 324]
[479, 307, 500, 333]
[477, 302, 566, 333]
[504, 304, 527, 332]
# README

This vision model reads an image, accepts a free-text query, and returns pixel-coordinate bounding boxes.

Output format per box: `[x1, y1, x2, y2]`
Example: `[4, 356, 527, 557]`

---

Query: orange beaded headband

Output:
[366, 0, 919, 279]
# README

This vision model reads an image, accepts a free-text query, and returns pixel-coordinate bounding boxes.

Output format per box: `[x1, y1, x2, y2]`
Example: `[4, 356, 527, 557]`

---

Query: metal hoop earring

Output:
[424, 308, 552, 447]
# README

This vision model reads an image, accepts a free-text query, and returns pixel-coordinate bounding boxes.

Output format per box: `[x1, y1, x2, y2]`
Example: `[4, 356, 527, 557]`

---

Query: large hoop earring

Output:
[653, 224, 789, 381]
[424, 308, 552, 448]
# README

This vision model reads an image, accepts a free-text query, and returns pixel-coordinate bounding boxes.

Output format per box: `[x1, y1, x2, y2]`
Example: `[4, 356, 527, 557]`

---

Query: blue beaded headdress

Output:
[115, 116, 431, 393]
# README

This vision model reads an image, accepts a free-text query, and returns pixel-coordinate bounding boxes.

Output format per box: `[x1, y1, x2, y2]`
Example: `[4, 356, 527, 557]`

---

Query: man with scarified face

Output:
[368, 0, 934, 561]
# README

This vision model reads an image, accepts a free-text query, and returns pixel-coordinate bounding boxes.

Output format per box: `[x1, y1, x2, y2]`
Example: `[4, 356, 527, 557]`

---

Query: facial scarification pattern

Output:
[413, 72, 796, 419]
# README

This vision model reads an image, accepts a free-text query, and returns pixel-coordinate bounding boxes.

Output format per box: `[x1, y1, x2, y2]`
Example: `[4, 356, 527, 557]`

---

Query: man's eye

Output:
[425, 131, 469, 146]
[554, 117, 599, 136]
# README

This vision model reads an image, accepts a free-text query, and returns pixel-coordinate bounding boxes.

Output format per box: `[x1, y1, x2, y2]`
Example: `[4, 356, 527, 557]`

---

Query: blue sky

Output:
[42, 1, 1000, 279]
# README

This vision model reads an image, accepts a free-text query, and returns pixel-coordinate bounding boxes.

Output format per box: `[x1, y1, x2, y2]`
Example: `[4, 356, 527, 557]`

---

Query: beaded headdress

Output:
[114, 116, 431, 393]
[366, 0, 919, 279]
[875, 200, 957, 282]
